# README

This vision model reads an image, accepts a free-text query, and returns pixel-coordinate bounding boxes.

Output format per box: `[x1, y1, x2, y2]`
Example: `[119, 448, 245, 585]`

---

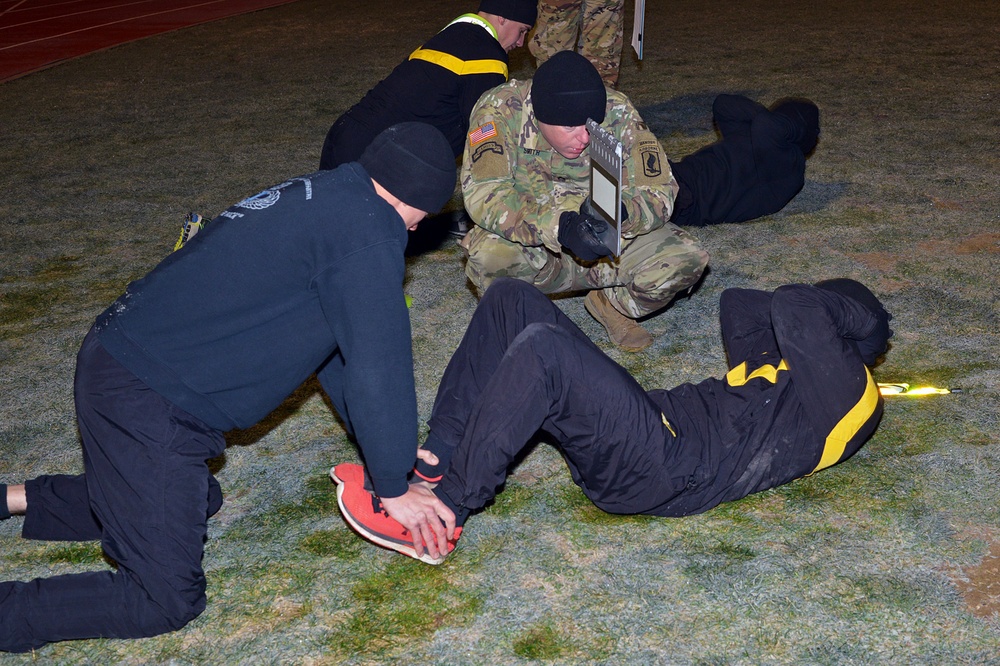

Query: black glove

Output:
[558, 211, 614, 261]
[580, 197, 629, 224]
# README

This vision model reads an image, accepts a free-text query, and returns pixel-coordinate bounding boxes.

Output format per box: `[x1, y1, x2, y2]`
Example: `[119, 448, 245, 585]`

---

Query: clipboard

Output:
[631, 0, 645, 59]
[586, 118, 624, 257]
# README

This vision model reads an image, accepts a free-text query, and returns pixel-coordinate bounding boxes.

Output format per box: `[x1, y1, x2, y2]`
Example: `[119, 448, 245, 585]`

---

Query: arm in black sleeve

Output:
[712, 94, 767, 140]
[316, 350, 353, 438]
[769, 284, 883, 446]
[719, 287, 779, 369]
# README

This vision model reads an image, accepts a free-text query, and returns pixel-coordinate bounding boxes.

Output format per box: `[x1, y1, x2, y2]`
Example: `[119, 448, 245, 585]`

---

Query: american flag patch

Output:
[468, 122, 497, 145]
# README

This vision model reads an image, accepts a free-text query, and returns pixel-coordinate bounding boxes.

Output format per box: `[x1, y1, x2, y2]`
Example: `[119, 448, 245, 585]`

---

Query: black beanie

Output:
[531, 51, 607, 126]
[358, 123, 457, 213]
[815, 278, 893, 366]
[479, 0, 537, 26]
[771, 98, 820, 155]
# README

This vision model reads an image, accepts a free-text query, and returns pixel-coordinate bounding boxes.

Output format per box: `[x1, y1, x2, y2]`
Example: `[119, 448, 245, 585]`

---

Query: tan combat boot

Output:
[584, 290, 653, 352]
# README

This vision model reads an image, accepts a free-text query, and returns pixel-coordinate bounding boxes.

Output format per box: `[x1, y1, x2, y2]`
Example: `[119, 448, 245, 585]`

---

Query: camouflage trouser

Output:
[461, 223, 709, 318]
[528, 0, 626, 87]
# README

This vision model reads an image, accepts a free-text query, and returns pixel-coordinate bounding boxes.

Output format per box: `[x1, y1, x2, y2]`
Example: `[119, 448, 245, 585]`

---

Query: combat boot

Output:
[584, 290, 653, 352]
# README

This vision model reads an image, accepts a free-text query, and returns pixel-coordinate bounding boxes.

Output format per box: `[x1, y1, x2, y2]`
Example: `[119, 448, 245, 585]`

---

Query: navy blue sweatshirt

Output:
[95, 164, 417, 497]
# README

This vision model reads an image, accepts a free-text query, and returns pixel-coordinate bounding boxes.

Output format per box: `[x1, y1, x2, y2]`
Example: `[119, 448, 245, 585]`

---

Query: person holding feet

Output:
[1, 123, 457, 652]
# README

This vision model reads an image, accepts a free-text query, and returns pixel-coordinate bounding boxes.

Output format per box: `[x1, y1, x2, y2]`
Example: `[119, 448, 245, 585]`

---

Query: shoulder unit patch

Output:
[470, 140, 506, 179]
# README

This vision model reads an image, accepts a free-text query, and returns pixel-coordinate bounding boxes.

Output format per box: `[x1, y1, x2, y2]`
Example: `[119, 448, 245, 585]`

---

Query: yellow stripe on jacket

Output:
[811, 369, 879, 473]
[408, 48, 509, 79]
[725, 359, 789, 387]
[725, 359, 879, 474]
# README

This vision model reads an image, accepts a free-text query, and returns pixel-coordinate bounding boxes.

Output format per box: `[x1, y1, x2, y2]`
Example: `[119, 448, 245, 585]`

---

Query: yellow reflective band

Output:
[725, 359, 789, 387]
[408, 48, 509, 79]
[661, 413, 676, 437]
[445, 13, 499, 41]
[811, 369, 879, 474]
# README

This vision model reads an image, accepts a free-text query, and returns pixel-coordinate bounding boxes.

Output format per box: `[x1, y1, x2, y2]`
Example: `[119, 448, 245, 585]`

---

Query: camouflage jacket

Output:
[461, 79, 677, 253]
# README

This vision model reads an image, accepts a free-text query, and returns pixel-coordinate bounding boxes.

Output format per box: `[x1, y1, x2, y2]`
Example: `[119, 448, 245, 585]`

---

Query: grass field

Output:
[1, 0, 999, 663]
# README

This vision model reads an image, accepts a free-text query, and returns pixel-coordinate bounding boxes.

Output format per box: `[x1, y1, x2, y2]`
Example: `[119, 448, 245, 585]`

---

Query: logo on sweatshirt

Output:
[234, 177, 314, 211]
[236, 188, 281, 210]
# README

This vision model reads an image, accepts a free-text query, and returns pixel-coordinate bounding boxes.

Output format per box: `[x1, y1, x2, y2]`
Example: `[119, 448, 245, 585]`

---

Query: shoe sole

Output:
[336, 483, 446, 565]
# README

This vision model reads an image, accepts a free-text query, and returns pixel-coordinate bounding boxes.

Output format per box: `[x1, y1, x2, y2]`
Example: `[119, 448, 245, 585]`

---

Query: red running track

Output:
[0, 0, 301, 83]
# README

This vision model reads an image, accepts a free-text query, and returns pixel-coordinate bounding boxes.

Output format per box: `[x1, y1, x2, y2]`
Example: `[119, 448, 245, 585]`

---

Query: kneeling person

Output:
[334, 277, 892, 563]
[0, 123, 457, 652]
[460, 51, 709, 352]
[319, 0, 537, 169]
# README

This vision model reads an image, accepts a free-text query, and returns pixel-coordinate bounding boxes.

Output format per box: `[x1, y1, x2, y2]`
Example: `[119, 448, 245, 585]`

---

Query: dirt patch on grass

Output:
[927, 196, 965, 210]
[850, 233, 1000, 275]
[848, 251, 901, 274]
[954, 540, 1000, 619]
[917, 233, 1000, 256]
[955, 234, 1000, 255]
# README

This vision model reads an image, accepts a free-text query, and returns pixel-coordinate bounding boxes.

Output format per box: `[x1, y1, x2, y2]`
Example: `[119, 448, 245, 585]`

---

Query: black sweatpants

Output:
[0, 329, 225, 653]
[423, 278, 703, 518]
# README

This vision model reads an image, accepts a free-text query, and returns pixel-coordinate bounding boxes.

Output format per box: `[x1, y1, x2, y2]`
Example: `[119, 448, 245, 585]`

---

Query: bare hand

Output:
[380, 483, 456, 559]
[415, 448, 439, 467]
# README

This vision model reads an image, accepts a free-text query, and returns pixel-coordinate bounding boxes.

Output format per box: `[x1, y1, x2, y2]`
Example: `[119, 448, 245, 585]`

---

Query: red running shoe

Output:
[336, 479, 461, 565]
[330, 463, 365, 487]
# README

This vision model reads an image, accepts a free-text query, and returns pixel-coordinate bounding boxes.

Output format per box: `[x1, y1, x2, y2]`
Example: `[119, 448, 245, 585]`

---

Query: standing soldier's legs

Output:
[589, 223, 709, 318]
[529, 0, 584, 66]
[580, 0, 626, 87]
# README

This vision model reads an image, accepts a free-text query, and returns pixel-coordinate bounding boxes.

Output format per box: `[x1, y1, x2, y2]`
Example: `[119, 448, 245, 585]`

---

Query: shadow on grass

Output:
[774, 179, 850, 217]
[638, 90, 762, 138]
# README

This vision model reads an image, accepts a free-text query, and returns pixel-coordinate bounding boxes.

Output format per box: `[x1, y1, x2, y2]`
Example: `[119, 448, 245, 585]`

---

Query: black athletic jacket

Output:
[320, 15, 508, 167]
[645, 284, 884, 516]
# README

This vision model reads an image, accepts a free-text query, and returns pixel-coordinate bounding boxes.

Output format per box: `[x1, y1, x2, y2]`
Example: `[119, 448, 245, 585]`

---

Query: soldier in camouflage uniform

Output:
[460, 51, 708, 351]
[529, 0, 625, 87]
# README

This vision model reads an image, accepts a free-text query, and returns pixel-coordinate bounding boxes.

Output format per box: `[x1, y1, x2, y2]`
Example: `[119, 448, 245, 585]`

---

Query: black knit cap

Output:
[815, 278, 894, 366]
[358, 123, 456, 213]
[532, 51, 607, 126]
[479, 0, 537, 26]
